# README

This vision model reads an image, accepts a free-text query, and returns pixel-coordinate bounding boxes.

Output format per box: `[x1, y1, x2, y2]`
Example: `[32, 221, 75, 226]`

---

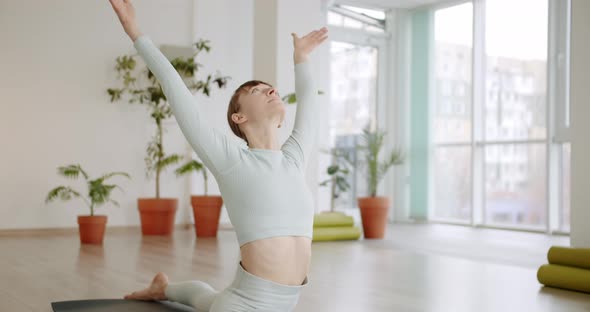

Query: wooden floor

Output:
[1, 223, 589, 312]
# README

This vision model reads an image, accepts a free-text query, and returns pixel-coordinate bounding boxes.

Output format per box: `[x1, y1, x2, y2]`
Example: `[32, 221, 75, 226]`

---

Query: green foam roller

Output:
[548, 246, 590, 270]
[313, 226, 361, 241]
[313, 212, 354, 228]
[537, 264, 590, 294]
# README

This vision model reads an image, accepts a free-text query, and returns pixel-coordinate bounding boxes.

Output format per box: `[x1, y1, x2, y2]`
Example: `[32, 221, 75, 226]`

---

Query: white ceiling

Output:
[333, 0, 453, 10]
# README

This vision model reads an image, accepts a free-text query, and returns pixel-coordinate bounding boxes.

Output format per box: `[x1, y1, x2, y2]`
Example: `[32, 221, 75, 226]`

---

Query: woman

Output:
[108, 0, 328, 311]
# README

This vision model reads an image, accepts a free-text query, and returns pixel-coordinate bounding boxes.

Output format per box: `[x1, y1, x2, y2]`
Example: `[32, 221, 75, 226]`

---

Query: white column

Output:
[253, 0, 278, 85]
[570, 0, 590, 247]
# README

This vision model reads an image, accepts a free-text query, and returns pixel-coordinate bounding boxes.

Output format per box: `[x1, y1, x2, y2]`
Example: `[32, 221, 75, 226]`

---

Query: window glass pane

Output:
[329, 41, 378, 208]
[365, 25, 385, 33]
[560, 143, 571, 232]
[485, 144, 546, 227]
[433, 146, 472, 221]
[328, 11, 344, 27]
[342, 16, 363, 29]
[331, 135, 363, 210]
[433, 3, 473, 143]
[330, 41, 378, 137]
[432, 3, 473, 223]
[485, 0, 548, 141]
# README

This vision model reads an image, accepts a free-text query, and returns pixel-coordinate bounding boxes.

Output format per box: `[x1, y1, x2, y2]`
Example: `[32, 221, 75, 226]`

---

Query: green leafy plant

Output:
[281, 90, 324, 104]
[319, 147, 354, 212]
[174, 158, 210, 195]
[45, 164, 131, 216]
[356, 125, 404, 197]
[107, 39, 229, 198]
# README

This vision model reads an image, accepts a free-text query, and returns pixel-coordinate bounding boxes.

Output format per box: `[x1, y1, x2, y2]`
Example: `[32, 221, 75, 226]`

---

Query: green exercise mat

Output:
[548, 246, 590, 270]
[537, 264, 590, 294]
[313, 212, 354, 228]
[51, 299, 192, 311]
[313, 226, 361, 241]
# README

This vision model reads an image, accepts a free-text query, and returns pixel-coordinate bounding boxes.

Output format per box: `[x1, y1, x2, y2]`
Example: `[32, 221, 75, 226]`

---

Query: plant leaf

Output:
[57, 164, 89, 180]
[158, 154, 184, 170]
[100, 171, 131, 181]
[327, 165, 339, 175]
[175, 159, 204, 176]
[45, 186, 81, 203]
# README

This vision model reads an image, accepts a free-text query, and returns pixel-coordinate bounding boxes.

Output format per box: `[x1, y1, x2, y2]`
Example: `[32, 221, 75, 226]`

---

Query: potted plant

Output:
[45, 164, 131, 244]
[107, 39, 228, 235]
[175, 158, 222, 237]
[319, 146, 353, 212]
[356, 125, 404, 239]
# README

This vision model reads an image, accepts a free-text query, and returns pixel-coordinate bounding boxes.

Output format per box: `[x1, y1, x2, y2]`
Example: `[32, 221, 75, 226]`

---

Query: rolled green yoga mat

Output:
[537, 264, 590, 294]
[313, 212, 354, 227]
[313, 226, 360, 241]
[548, 246, 590, 269]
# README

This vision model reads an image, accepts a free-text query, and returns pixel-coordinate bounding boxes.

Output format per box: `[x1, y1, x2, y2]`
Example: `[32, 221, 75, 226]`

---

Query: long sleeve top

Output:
[133, 35, 320, 246]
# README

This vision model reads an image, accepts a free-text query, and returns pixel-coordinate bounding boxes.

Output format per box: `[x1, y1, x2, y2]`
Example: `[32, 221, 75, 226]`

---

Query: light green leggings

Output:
[165, 262, 308, 312]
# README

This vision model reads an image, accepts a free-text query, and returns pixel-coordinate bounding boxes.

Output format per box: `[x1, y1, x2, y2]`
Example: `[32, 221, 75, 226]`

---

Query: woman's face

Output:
[238, 83, 285, 127]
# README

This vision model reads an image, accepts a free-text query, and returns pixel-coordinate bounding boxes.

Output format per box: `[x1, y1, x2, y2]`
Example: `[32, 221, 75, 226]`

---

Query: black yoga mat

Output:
[51, 299, 193, 312]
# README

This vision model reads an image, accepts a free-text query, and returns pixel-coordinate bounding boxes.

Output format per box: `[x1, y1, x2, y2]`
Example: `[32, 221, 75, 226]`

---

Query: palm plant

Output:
[356, 124, 404, 197]
[45, 164, 131, 216]
[319, 147, 354, 212]
[107, 39, 229, 198]
[174, 158, 210, 195]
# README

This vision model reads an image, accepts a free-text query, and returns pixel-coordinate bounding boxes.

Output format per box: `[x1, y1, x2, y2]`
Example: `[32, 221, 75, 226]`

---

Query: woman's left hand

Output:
[292, 27, 329, 64]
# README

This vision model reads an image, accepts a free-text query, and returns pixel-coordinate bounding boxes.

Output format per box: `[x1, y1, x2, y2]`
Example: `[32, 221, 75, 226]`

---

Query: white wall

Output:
[0, 0, 253, 230]
[570, 0, 590, 247]
[0, 0, 330, 230]
[191, 0, 254, 226]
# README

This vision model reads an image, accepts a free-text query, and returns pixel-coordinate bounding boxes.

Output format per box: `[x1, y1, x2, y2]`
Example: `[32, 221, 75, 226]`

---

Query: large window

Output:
[324, 5, 387, 212]
[429, 0, 570, 232]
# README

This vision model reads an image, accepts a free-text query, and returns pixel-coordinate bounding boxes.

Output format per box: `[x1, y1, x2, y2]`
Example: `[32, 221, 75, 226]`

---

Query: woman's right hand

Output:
[109, 0, 142, 42]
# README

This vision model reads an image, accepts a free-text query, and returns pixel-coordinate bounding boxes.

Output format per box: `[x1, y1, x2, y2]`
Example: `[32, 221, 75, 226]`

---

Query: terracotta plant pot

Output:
[137, 198, 178, 235]
[77, 215, 107, 244]
[357, 196, 390, 239]
[191, 195, 223, 237]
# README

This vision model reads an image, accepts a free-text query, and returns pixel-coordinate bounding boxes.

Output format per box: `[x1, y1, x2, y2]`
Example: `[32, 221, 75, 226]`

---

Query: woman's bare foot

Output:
[124, 272, 169, 301]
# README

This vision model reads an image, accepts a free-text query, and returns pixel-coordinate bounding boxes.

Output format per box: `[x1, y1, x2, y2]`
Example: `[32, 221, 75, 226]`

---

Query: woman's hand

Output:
[109, 0, 142, 42]
[291, 27, 329, 64]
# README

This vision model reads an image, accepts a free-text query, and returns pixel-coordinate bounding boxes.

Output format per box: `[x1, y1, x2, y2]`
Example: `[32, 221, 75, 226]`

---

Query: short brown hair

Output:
[227, 80, 273, 146]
